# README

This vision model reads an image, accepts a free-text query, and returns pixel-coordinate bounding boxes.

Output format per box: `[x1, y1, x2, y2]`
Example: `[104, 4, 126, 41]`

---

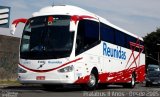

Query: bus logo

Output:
[103, 42, 126, 60]
[37, 61, 46, 69]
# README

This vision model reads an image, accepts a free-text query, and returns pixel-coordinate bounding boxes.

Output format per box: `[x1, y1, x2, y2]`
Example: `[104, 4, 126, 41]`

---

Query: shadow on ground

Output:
[1, 84, 136, 92]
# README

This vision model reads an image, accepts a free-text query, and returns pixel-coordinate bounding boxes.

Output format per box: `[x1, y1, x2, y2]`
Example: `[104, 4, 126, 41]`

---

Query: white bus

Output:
[11, 5, 145, 90]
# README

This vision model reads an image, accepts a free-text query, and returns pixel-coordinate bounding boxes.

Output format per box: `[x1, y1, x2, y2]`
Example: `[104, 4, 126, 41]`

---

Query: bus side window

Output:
[126, 35, 136, 49]
[100, 23, 114, 44]
[76, 20, 99, 55]
[115, 29, 126, 47]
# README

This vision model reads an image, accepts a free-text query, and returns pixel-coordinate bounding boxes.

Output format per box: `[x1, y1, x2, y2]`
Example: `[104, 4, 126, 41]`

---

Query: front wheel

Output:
[146, 81, 151, 87]
[81, 71, 98, 90]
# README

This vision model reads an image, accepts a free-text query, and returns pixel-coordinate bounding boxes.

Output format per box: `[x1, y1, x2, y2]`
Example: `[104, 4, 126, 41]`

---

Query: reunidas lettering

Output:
[103, 42, 126, 60]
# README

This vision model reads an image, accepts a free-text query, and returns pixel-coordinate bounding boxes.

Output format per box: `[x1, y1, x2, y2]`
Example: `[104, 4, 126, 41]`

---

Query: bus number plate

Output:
[36, 76, 45, 80]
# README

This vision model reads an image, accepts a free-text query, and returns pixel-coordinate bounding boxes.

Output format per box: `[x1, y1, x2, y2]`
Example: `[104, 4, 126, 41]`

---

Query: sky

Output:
[0, 0, 160, 38]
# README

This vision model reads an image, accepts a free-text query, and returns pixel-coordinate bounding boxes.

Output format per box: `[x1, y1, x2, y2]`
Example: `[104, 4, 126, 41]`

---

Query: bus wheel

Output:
[81, 71, 98, 90]
[123, 74, 136, 88]
[146, 81, 151, 87]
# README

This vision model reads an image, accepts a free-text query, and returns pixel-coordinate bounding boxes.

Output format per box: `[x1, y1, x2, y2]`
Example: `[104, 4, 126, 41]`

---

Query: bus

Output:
[10, 5, 145, 90]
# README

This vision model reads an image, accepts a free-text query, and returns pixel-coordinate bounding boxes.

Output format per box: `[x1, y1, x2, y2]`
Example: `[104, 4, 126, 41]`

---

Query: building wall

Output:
[0, 35, 20, 80]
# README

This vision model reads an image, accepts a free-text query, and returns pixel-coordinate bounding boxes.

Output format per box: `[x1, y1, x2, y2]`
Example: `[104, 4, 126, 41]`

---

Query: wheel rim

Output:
[131, 75, 135, 86]
[88, 74, 96, 87]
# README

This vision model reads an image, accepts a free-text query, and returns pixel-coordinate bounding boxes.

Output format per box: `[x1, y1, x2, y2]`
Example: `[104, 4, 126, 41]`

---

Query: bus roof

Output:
[32, 5, 143, 41]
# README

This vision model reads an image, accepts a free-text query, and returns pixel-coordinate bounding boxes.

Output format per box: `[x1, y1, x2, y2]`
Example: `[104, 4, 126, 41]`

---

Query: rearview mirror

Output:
[10, 18, 28, 35]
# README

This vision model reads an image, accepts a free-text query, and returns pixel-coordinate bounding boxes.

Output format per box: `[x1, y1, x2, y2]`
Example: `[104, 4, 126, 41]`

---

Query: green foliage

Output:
[143, 27, 160, 64]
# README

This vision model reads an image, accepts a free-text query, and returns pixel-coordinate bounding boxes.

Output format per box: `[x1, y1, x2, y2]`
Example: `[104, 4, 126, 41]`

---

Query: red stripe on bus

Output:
[74, 65, 145, 84]
[19, 57, 82, 73]
[71, 15, 97, 24]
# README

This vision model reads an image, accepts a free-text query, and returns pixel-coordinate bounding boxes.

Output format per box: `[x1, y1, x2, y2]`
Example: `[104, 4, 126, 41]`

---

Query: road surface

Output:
[0, 84, 160, 97]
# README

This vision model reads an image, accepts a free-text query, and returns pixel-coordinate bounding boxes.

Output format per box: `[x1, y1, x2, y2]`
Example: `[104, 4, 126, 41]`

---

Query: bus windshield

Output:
[20, 15, 74, 59]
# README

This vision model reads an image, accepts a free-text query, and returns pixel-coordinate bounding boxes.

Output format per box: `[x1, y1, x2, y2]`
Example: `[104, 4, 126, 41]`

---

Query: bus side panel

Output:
[74, 44, 103, 84]
[74, 41, 145, 84]
[135, 54, 146, 82]
[100, 41, 145, 83]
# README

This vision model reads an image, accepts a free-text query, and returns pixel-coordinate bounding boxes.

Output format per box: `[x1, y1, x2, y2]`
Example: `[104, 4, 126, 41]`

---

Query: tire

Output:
[145, 81, 151, 87]
[81, 71, 98, 90]
[123, 74, 136, 88]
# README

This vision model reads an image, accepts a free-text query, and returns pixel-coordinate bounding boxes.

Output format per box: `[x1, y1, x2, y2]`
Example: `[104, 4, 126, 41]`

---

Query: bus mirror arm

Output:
[69, 20, 76, 32]
[10, 24, 16, 35]
[10, 18, 28, 35]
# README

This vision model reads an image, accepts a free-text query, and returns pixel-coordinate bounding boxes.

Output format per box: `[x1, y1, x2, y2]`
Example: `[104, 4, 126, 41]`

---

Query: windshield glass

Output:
[148, 65, 160, 71]
[20, 15, 74, 59]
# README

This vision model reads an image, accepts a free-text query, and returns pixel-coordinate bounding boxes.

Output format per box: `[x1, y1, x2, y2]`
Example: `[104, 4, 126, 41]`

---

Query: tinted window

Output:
[115, 29, 126, 47]
[20, 15, 74, 59]
[76, 20, 99, 55]
[148, 65, 160, 71]
[100, 23, 114, 44]
[85, 20, 99, 39]
[126, 35, 137, 48]
[126, 35, 144, 52]
[100, 23, 144, 54]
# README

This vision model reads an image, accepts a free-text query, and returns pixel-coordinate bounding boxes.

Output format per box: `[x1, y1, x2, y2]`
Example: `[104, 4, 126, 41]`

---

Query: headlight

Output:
[58, 65, 74, 73]
[18, 67, 27, 73]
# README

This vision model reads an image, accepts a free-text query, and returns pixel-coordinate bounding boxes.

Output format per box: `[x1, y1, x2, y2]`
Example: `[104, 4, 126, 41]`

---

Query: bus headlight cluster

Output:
[18, 67, 27, 73]
[58, 65, 74, 73]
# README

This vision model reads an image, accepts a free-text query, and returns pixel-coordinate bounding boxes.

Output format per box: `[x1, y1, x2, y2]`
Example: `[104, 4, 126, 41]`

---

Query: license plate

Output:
[36, 76, 45, 80]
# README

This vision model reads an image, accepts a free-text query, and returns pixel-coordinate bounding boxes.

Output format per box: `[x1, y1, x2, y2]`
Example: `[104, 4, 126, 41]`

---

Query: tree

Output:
[143, 28, 160, 65]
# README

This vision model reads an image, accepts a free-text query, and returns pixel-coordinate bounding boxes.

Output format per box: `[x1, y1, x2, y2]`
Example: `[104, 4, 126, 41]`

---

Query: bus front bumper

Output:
[18, 72, 76, 84]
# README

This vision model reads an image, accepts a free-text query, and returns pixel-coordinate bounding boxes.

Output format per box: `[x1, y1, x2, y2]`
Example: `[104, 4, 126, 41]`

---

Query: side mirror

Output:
[10, 18, 28, 35]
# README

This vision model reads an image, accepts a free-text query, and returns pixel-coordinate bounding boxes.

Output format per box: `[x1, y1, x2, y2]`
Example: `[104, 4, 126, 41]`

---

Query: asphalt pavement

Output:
[0, 83, 160, 97]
